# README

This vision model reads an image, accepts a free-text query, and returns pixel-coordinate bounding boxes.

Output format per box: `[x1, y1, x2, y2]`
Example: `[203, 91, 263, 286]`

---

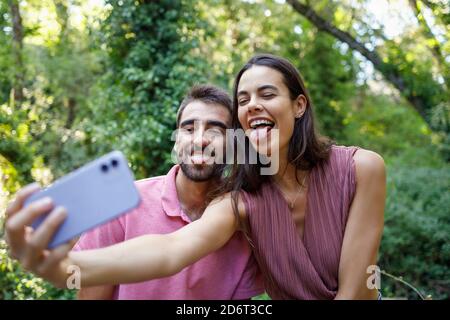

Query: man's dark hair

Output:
[176, 85, 232, 127]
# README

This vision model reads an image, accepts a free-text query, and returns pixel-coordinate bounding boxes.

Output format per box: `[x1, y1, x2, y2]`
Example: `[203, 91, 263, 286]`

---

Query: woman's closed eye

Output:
[261, 93, 275, 99]
[238, 98, 249, 106]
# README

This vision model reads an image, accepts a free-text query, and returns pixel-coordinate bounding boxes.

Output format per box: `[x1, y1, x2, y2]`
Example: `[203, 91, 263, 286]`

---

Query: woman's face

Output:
[236, 65, 306, 157]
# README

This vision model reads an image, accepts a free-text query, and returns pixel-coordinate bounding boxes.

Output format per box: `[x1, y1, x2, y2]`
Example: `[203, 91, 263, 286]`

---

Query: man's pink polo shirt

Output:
[73, 165, 263, 299]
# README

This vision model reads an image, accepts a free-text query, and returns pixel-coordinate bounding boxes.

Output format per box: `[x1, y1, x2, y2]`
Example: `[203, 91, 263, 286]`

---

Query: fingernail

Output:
[40, 197, 53, 205]
[48, 208, 65, 221]
[56, 207, 67, 217]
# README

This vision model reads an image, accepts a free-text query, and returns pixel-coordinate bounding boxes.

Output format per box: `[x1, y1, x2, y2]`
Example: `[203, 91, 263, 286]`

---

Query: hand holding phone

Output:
[24, 150, 141, 249]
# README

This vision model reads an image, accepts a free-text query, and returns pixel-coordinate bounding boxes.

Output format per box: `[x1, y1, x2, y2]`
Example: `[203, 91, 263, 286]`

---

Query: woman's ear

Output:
[294, 94, 308, 118]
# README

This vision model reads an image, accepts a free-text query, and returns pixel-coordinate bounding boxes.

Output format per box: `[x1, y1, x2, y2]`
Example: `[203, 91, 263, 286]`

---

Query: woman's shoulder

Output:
[329, 145, 382, 162]
[322, 145, 385, 178]
[352, 148, 386, 179]
[329, 144, 359, 156]
[317, 145, 359, 171]
[209, 192, 247, 223]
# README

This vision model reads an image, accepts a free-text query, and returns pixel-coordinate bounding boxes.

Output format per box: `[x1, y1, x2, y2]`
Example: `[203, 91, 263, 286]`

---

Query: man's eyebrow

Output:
[179, 119, 195, 127]
[206, 120, 228, 130]
[179, 119, 228, 130]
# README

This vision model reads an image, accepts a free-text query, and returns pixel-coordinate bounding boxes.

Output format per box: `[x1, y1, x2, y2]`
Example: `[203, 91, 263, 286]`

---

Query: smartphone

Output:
[24, 150, 141, 249]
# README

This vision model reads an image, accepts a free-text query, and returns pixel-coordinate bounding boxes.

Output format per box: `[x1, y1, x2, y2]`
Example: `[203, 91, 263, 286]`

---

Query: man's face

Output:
[175, 100, 231, 182]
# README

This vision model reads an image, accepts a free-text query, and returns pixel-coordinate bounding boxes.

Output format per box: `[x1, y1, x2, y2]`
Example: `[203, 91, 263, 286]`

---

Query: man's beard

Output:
[177, 144, 226, 182]
[179, 162, 225, 182]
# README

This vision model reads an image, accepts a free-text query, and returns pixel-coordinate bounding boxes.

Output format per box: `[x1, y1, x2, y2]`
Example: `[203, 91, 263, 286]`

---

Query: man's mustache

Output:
[181, 146, 217, 157]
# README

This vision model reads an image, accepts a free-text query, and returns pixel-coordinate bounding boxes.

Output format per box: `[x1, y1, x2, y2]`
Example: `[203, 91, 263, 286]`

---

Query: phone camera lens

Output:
[101, 164, 109, 173]
[111, 159, 119, 168]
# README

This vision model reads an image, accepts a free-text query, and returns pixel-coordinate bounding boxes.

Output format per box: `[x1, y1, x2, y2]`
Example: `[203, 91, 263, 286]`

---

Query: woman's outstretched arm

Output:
[5, 184, 240, 289]
[335, 149, 386, 300]
[69, 194, 239, 287]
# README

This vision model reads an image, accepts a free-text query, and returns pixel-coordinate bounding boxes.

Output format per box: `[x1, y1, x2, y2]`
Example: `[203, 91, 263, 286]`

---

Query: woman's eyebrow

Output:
[238, 84, 278, 96]
[258, 85, 278, 92]
[237, 90, 248, 97]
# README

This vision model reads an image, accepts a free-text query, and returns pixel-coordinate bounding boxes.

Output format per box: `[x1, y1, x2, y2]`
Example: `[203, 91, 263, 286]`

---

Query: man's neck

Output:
[175, 169, 218, 221]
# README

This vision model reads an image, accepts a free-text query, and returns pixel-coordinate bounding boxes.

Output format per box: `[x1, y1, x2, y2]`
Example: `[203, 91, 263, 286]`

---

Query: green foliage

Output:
[86, 0, 211, 179]
[0, 1, 13, 103]
[342, 92, 445, 167]
[1, 0, 104, 187]
[0, 1, 33, 188]
[298, 33, 357, 141]
[379, 166, 450, 299]
[0, 238, 76, 300]
[429, 101, 450, 161]
[381, 39, 447, 120]
[24, 2, 104, 179]
[0, 105, 34, 187]
[252, 292, 271, 300]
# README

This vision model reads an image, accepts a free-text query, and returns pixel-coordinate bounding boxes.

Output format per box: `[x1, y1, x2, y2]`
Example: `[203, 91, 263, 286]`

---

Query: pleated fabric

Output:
[241, 145, 359, 299]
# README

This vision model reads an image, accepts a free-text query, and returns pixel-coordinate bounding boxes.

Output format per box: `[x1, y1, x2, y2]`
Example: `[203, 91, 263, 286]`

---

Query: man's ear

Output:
[173, 132, 180, 153]
[172, 128, 183, 155]
[171, 132, 182, 164]
[294, 94, 307, 118]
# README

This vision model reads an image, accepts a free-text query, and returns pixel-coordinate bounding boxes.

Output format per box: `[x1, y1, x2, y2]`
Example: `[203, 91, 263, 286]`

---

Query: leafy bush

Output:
[342, 93, 445, 168]
[379, 166, 450, 299]
[85, 0, 211, 180]
[0, 238, 76, 300]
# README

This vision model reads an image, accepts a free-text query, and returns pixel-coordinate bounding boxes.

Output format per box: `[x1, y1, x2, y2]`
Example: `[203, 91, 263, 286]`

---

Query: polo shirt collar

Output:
[161, 165, 192, 223]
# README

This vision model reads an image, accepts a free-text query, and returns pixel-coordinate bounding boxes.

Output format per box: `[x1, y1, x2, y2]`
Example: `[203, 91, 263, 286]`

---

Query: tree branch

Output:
[286, 0, 437, 125]
[409, 0, 449, 88]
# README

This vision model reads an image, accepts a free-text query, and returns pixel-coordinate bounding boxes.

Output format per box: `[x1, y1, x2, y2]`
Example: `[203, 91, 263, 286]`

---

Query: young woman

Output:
[9, 54, 386, 299]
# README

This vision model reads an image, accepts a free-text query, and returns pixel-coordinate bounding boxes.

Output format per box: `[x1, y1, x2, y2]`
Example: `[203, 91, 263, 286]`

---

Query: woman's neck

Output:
[274, 149, 307, 190]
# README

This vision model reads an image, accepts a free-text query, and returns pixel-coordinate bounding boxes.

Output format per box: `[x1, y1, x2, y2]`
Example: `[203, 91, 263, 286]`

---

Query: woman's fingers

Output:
[36, 240, 77, 288]
[21, 207, 67, 270]
[24, 226, 33, 241]
[4, 183, 40, 219]
[41, 241, 74, 271]
[4, 184, 78, 289]
[5, 197, 54, 259]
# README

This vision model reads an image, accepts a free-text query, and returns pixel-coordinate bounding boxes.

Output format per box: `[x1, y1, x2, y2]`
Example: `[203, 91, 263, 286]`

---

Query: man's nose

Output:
[193, 127, 210, 148]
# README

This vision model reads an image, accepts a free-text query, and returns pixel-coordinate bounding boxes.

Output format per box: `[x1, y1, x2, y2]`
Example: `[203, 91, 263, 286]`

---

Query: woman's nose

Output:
[247, 101, 263, 114]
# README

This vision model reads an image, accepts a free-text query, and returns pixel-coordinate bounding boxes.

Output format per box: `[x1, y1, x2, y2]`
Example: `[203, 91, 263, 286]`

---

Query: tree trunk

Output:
[9, 0, 24, 104]
[65, 97, 76, 129]
[54, 0, 69, 41]
[286, 0, 438, 127]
